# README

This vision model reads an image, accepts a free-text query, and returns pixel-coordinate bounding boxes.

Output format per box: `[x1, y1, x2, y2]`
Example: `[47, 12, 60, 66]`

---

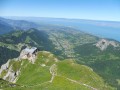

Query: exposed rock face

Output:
[3, 66, 20, 83]
[19, 47, 38, 64]
[0, 60, 10, 74]
[0, 47, 38, 83]
[0, 60, 20, 83]
[96, 39, 119, 51]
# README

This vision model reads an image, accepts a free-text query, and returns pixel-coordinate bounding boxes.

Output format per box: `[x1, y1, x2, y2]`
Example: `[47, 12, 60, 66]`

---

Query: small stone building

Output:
[19, 47, 38, 63]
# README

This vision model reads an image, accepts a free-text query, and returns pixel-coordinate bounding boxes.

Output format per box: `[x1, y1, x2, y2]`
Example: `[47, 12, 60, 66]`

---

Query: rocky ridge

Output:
[0, 49, 115, 90]
[95, 39, 119, 51]
[0, 47, 38, 83]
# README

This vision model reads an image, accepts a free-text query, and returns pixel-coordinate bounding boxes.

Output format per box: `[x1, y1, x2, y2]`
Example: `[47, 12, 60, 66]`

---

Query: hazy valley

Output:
[0, 17, 120, 90]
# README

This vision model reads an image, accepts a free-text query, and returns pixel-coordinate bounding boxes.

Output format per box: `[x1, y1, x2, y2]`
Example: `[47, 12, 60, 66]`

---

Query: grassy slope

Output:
[0, 28, 119, 89]
[48, 29, 120, 89]
[0, 78, 20, 89]
[0, 18, 119, 89]
[75, 43, 120, 89]
[0, 29, 57, 66]
[91, 60, 120, 89]
[1, 51, 115, 90]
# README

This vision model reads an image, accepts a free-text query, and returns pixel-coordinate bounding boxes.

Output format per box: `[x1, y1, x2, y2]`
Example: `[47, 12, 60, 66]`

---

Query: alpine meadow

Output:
[0, 0, 120, 90]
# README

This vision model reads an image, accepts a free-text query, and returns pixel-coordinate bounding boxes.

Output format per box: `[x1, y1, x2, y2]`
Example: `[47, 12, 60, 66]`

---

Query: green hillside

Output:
[0, 51, 115, 90]
[0, 29, 57, 66]
[46, 28, 120, 89]
[0, 78, 20, 89]
[74, 43, 120, 89]
[0, 27, 120, 89]
[0, 27, 98, 66]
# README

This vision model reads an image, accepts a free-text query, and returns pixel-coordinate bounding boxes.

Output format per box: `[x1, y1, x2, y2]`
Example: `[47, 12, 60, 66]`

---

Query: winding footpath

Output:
[49, 64, 57, 83]
[21, 64, 97, 90]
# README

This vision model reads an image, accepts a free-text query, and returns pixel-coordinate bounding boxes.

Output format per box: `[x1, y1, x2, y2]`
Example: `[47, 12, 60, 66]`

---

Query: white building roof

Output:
[24, 47, 37, 54]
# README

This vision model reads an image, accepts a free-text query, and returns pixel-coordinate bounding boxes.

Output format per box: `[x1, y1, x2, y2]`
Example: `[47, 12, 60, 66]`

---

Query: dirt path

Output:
[49, 64, 57, 83]
[20, 64, 97, 90]
[20, 64, 57, 88]
[58, 75, 97, 90]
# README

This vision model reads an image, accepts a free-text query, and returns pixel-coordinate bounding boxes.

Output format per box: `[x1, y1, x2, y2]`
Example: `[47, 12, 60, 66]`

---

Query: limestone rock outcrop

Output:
[0, 60, 20, 83]
[0, 47, 38, 83]
[96, 39, 119, 51]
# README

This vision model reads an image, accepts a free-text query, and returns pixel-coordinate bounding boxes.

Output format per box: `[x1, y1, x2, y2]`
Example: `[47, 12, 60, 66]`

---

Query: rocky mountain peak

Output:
[19, 47, 38, 64]
[96, 39, 119, 51]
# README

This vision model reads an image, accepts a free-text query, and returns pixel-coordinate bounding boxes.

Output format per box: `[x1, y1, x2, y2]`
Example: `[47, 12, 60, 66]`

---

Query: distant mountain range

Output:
[4, 16, 120, 28]
[0, 17, 40, 33]
[0, 17, 120, 89]
[2, 16, 120, 41]
[0, 19, 14, 35]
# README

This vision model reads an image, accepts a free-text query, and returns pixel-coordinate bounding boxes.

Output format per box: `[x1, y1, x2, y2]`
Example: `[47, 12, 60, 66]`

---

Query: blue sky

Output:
[0, 0, 120, 21]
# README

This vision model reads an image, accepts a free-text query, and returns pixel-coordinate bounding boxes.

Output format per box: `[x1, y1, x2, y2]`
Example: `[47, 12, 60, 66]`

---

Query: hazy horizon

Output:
[1, 16, 120, 22]
[0, 0, 120, 21]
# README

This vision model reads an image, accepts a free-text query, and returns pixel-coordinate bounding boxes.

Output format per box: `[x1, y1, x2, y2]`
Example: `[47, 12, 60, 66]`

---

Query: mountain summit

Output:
[0, 49, 114, 90]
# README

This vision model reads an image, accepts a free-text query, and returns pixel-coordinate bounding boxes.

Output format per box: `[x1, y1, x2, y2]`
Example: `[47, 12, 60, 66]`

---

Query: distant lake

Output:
[8, 17, 120, 42]
[43, 21, 120, 42]
[49, 21, 120, 42]
[75, 23, 120, 42]
[34, 19, 120, 42]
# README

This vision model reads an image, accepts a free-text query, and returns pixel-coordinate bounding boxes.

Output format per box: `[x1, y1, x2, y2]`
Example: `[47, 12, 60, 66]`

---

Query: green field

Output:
[0, 51, 115, 90]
